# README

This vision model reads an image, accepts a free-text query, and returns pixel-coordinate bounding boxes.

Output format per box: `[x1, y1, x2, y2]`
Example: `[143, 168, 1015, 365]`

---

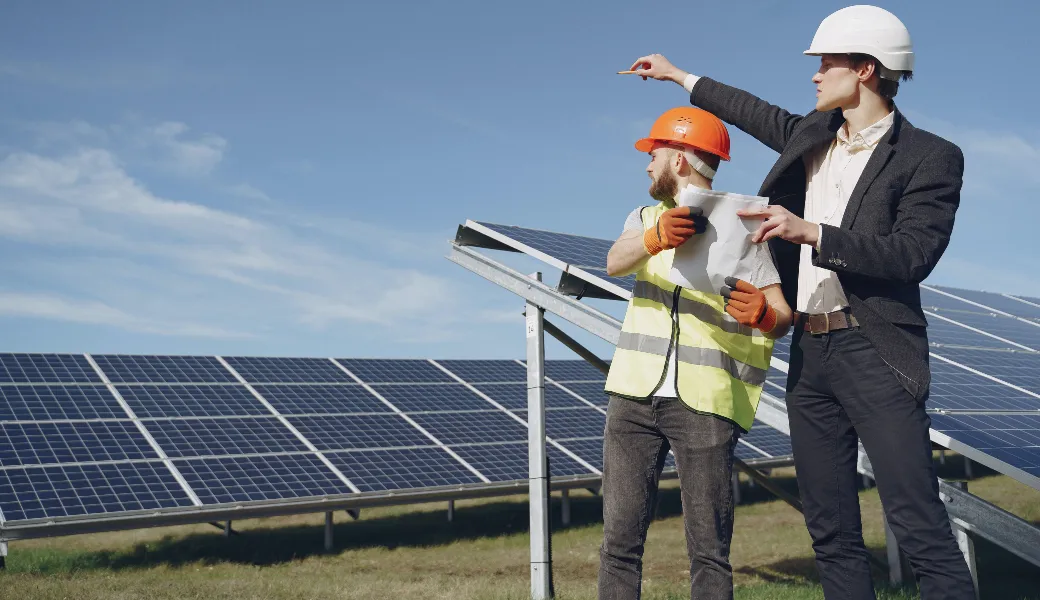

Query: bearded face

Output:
[648, 165, 679, 202]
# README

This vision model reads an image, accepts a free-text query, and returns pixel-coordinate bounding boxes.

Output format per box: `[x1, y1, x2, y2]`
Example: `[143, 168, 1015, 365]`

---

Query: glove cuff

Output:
[643, 228, 663, 256]
[755, 305, 778, 334]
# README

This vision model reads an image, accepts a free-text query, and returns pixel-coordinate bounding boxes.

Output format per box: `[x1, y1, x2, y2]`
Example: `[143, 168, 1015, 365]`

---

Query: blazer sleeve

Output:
[690, 77, 806, 154]
[814, 143, 964, 284]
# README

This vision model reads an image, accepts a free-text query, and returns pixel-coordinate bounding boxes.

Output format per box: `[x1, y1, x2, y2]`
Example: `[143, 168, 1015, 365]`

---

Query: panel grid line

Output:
[1006, 294, 1040, 309]
[925, 310, 1036, 352]
[923, 284, 1040, 328]
[328, 358, 491, 484]
[430, 359, 602, 475]
[213, 356, 361, 494]
[930, 352, 1040, 400]
[83, 354, 203, 507]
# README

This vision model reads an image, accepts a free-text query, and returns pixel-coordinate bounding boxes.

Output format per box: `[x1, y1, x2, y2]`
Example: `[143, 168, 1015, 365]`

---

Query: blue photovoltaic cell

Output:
[930, 348, 1040, 398]
[0, 385, 126, 421]
[764, 367, 789, 401]
[0, 461, 193, 522]
[735, 443, 767, 462]
[253, 384, 390, 415]
[771, 335, 793, 363]
[553, 382, 610, 406]
[926, 317, 1023, 351]
[369, 384, 493, 413]
[536, 408, 606, 441]
[409, 411, 528, 446]
[930, 286, 1040, 322]
[326, 447, 483, 492]
[474, 383, 588, 410]
[0, 354, 101, 384]
[144, 417, 307, 458]
[93, 355, 238, 384]
[664, 452, 677, 471]
[449, 443, 593, 481]
[287, 414, 432, 450]
[477, 222, 613, 269]
[543, 360, 608, 382]
[921, 287, 995, 314]
[930, 414, 1040, 478]
[176, 453, 354, 505]
[223, 356, 353, 384]
[335, 359, 454, 384]
[435, 359, 527, 383]
[555, 438, 603, 472]
[0, 421, 156, 467]
[742, 421, 793, 458]
[578, 268, 636, 296]
[116, 385, 267, 418]
[927, 356, 1039, 411]
[927, 312, 1039, 352]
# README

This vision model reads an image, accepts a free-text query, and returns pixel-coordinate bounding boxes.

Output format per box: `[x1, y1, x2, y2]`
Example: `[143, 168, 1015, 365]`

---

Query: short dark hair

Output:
[848, 53, 912, 100]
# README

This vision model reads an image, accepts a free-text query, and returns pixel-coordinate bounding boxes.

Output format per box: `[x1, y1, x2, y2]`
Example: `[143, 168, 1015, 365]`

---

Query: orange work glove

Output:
[643, 207, 707, 256]
[720, 277, 777, 333]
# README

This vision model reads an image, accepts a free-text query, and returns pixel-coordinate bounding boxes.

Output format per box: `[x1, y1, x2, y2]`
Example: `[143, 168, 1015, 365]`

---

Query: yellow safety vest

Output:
[604, 202, 774, 431]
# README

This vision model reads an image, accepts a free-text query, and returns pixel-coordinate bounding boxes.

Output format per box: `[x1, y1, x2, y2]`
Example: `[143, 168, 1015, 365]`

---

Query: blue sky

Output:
[1, 0, 1037, 360]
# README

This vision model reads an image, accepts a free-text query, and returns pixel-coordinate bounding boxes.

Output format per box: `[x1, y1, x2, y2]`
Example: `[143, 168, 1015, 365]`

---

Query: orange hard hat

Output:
[634, 107, 731, 161]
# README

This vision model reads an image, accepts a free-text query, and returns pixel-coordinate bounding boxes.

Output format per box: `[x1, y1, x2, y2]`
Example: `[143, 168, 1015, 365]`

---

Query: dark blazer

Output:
[690, 77, 965, 400]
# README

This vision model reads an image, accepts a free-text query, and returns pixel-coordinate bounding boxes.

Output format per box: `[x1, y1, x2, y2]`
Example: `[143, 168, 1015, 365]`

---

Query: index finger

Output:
[736, 206, 772, 218]
[629, 55, 654, 71]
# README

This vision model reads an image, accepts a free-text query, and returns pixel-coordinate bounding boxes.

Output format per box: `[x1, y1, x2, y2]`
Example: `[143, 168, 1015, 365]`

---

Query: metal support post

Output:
[964, 457, 973, 480]
[561, 489, 571, 526]
[526, 274, 553, 600]
[862, 474, 873, 489]
[884, 517, 913, 586]
[731, 472, 742, 505]
[324, 512, 334, 551]
[939, 449, 946, 465]
[0, 540, 7, 569]
[448, 500, 455, 522]
[950, 482, 979, 599]
[224, 521, 232, 538]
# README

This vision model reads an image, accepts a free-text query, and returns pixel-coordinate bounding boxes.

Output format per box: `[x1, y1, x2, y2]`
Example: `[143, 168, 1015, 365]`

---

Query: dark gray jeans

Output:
[598, 395, 739, 600]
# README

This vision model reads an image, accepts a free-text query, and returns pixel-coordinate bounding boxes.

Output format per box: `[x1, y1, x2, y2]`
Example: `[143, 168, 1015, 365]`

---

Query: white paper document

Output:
[668, 185, 770, 295]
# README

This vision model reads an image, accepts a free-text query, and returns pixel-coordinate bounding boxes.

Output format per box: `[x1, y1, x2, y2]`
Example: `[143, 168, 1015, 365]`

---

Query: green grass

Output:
[1, 461, 1038, 599]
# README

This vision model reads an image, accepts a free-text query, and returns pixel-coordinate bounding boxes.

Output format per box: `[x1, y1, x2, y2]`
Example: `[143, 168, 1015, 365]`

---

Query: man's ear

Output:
[674, 150, 689, 174]
[856, 58, 876, 83]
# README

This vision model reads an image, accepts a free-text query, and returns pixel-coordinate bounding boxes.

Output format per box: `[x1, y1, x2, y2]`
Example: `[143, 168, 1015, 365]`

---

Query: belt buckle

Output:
[808, 313, 830, 335]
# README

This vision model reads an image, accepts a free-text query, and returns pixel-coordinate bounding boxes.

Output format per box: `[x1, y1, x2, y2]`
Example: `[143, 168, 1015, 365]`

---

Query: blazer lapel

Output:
[759, 110, 844, 197]
[838, 110, 904, 229]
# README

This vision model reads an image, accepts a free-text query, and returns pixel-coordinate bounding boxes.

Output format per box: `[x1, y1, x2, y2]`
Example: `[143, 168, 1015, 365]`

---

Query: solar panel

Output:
[930, 414, 1040, 478]
[370, 384, 494, 413]
[409, 411, 528, 446]
[449, 443, 592, 481]
[0, 461, 193, 521]
[93, 355, 237, 384]
[223, 356, 353, 384]
[474, 383, 589, 410]
[534, 408, 606, 441]
[0, 354, 102, 384]
[931, 348, 1040, 397]
[0, 385, 126, 421]
[176, 454, 353, 505]
[552, 382, 610, 406]
[287, 414, 433, 450]
[926, 317, 1025, 351]
[742, 420, 794, 457]
[477, 222, 613, 269]
[930, 286, 1040, 322]
[326, 447, 483, 492]
[435, 359, 527, 383]
[143, 417, 308, 458]
[0, 421, 156, 467]
[253, 384, 390, 415]
[336, 359, 454, 384]
[927, 312, 1039, 351]
[116, 384, 267, 418]
[554, 437, 603, 472]
[543, 360, 607, 382]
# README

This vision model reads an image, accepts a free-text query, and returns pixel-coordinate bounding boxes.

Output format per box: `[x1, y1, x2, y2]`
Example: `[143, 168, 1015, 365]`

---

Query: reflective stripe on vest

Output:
[604, 201, 774, 431]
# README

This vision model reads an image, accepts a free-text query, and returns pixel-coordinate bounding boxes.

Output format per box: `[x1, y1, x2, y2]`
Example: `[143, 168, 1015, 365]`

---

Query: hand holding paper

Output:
[737, 205, 819, 246]
[643, 207, 707, 255]
[720, 277, 777, 333]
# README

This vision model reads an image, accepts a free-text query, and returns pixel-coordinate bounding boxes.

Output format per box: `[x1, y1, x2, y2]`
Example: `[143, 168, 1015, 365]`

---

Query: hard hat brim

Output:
[634, 137, 730, 161]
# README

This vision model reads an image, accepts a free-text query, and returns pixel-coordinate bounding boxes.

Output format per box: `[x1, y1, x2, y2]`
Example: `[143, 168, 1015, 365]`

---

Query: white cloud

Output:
[0, 124, 497, 343]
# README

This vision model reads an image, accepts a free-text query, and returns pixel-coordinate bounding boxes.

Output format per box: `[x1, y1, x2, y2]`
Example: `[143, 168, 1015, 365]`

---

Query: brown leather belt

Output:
[796, 309, 860, 335]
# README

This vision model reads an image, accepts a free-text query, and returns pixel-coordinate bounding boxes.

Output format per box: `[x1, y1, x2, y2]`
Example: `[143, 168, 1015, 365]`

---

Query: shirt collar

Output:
[837, 111, 895, 150]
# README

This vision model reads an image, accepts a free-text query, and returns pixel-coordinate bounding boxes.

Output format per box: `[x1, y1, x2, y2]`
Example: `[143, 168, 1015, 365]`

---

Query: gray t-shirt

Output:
[624, 206, 781, 289]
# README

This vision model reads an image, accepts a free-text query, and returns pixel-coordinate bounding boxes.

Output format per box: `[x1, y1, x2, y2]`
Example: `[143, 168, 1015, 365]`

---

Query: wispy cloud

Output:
[0, 119, 501, 343]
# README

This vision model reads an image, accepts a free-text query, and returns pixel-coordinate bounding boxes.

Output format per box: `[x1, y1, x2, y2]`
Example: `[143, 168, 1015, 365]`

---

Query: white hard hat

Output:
[804, 5, 914, 80]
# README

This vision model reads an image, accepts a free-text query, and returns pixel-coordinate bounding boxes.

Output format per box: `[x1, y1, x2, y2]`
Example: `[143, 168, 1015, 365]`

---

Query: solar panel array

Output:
[0, 355, 794, 532]
[466, 221, 1040, 488]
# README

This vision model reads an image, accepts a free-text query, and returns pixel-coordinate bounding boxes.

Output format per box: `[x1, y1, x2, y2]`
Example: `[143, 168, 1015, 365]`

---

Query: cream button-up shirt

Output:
[798, 111, 894, 313]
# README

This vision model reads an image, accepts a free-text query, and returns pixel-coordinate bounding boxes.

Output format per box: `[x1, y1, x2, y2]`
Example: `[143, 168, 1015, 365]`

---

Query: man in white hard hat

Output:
[622, 5, 975, 599]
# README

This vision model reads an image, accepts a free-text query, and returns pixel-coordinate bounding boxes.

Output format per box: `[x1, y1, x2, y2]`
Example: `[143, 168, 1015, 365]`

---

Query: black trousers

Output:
[786, 327, 975, 600]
